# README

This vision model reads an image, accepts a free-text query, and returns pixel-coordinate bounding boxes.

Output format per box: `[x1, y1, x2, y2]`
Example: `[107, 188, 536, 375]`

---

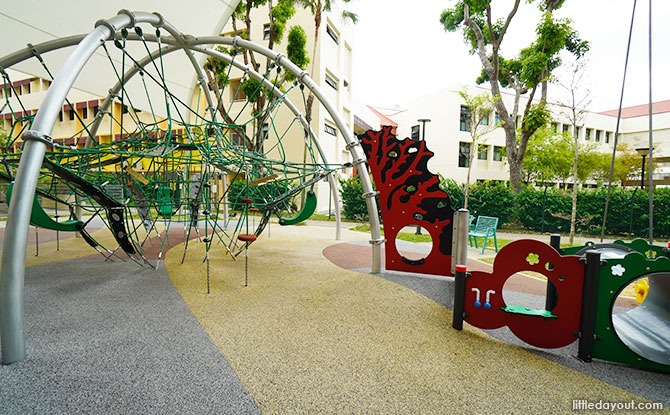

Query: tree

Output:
[440, 0, 589, 193]
[457, 88, 498, 208]
[294, 0, 358, 173]
[590, 143, 642, 186]
[554, 58, 590, 243]
[203, 0, 310, 151]
[295, 0, 358, 124]
[522, 126, 572, 185]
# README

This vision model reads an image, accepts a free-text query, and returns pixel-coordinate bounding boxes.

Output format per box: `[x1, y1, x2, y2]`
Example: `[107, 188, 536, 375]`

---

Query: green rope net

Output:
[0, 29, 342, 266]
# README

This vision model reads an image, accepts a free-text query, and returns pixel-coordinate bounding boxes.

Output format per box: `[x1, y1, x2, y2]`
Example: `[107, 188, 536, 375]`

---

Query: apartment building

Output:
[391, 85, 668, 187]
[217, 5, 365, 210]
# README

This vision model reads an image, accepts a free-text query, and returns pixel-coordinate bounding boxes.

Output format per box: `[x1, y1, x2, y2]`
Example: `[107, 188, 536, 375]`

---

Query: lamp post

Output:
[415, 119, 431, 235]
[636, 147, 651, 189]
[417, 118, 431, 141]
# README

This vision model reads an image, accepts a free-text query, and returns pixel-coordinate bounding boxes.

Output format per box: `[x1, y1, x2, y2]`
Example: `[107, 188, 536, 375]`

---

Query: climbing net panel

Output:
[0, 24, 341, 266]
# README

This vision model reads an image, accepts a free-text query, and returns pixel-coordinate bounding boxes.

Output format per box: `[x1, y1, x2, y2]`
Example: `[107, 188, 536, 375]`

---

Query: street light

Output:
[417, 118, 431, 141]
[636, 147, 652, 189]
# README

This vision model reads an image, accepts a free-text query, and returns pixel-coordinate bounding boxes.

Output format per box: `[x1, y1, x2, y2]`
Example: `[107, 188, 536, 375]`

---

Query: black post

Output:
[577, 250, 601, 362]
[452, 265, 467, 330]
[545, 234, 560, 311]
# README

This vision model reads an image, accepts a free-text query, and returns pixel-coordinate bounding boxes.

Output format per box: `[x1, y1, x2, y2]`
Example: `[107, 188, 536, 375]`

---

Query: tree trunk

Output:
[569, 126, 579, 244]
[465, 144, 475, 208]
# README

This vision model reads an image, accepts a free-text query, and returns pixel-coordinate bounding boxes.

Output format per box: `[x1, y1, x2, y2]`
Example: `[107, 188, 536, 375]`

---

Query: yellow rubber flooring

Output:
[165, 225, 655, 414]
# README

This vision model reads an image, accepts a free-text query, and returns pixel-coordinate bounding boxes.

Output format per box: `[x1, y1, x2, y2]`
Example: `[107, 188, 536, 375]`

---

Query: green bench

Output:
[468, 215, 499, 254]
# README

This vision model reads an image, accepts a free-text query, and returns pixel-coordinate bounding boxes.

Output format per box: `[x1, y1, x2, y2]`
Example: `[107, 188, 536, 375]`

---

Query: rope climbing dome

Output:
[0, 10, 383, 364]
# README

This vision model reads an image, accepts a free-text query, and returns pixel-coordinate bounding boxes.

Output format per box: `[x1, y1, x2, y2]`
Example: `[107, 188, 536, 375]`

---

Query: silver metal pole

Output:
[451, 208, 469, 275]
[0, 11, 162, 364]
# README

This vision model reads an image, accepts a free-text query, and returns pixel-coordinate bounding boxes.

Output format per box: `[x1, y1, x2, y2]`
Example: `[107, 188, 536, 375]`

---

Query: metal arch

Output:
[0, 10, 164, 364]
[0, 11, 382, 365]
[0, 30, 345, 237]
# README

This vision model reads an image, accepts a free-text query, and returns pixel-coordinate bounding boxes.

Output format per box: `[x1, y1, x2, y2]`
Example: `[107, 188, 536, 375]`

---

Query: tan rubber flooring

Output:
[165, 225, 653, 414]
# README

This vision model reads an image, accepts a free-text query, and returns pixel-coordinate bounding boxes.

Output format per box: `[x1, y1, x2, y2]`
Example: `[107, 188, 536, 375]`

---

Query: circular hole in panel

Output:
[611, 272, 670, 365]
[501, 271, 550, 311]
[394, 225, 433, 263]
[576, 244, 635, 259]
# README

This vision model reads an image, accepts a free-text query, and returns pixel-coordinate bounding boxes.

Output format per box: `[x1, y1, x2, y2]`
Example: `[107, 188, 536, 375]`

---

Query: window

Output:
[479, 112, 490, 125]
[263, 24, 271, 40]
[494, 112, 501, 126]
[69, 110, 75, 121]
[595, 130, 601, 142]
[82, 107, 88, 119]
[326, 25, 339, 44]
[493, 146, 504, 161]
[585, 128, 592, 140]
[459, 105, 470, 132]
[575, 126, 581, 139]
[478, 145, 490, 160]
[562, 124, 570, 134]
[605, 131, 611, 144]
[259, 123, 268, 153]
[325, 73, 338, 90]
[551, 122, 558, 133]
[59, 111, 63, 122]
[231, 131, 244, 147]
[324, 123, 337, 136]
[411, 125, 420, 141]
[458, 142, 470, 168]
[229, 78, 247, 101]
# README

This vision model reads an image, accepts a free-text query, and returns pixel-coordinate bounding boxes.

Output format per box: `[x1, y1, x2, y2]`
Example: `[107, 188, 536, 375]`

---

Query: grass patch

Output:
[350, 223, 515, 248]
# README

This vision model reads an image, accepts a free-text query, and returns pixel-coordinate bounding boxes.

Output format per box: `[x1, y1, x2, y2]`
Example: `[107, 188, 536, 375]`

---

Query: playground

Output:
[0, 6, 668, 414]
[0, 222, 667, 414]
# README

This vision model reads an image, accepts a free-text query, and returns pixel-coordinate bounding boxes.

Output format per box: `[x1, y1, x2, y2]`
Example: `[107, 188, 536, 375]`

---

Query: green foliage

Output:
[241, 78, 263, 103]
[439, 175, 465, 209]
[204, 46, 231, 87]
[588, 144, 639, 185]
[338, 176, 371, 221]
[522, 103, 551, 133]
[467, 181, 516, 224]
[515, 186, 669, 238]
[516, 186, 572, 232]
[227, 178, 293, 211]
[286, 25, 310, 70]
[270, 0, 296, 43]
[440, 2, 466, 32]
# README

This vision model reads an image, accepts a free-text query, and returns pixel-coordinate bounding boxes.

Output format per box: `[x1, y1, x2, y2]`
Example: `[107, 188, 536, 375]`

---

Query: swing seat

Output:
[279, 190, 317, 226]
[238, 234, 257, 242]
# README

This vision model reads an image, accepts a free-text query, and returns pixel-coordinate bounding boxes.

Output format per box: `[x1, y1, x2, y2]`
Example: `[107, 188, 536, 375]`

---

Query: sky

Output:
[343, 0, 670, 112]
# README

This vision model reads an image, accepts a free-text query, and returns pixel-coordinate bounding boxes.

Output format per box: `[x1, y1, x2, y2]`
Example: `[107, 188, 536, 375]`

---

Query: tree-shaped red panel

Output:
[359, 126, 454, 276]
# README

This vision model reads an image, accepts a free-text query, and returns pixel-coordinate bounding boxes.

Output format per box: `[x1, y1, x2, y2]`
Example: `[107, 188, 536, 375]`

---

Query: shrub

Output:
[439, 175, 465, 210]
[338, 176, 371, 221]
[467, 181, 516, 224]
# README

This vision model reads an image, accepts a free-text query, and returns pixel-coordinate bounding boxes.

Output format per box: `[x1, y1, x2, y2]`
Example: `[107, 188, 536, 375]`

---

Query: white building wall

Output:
[393, 85, 624, 186]
[219, 5, 358, 212]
